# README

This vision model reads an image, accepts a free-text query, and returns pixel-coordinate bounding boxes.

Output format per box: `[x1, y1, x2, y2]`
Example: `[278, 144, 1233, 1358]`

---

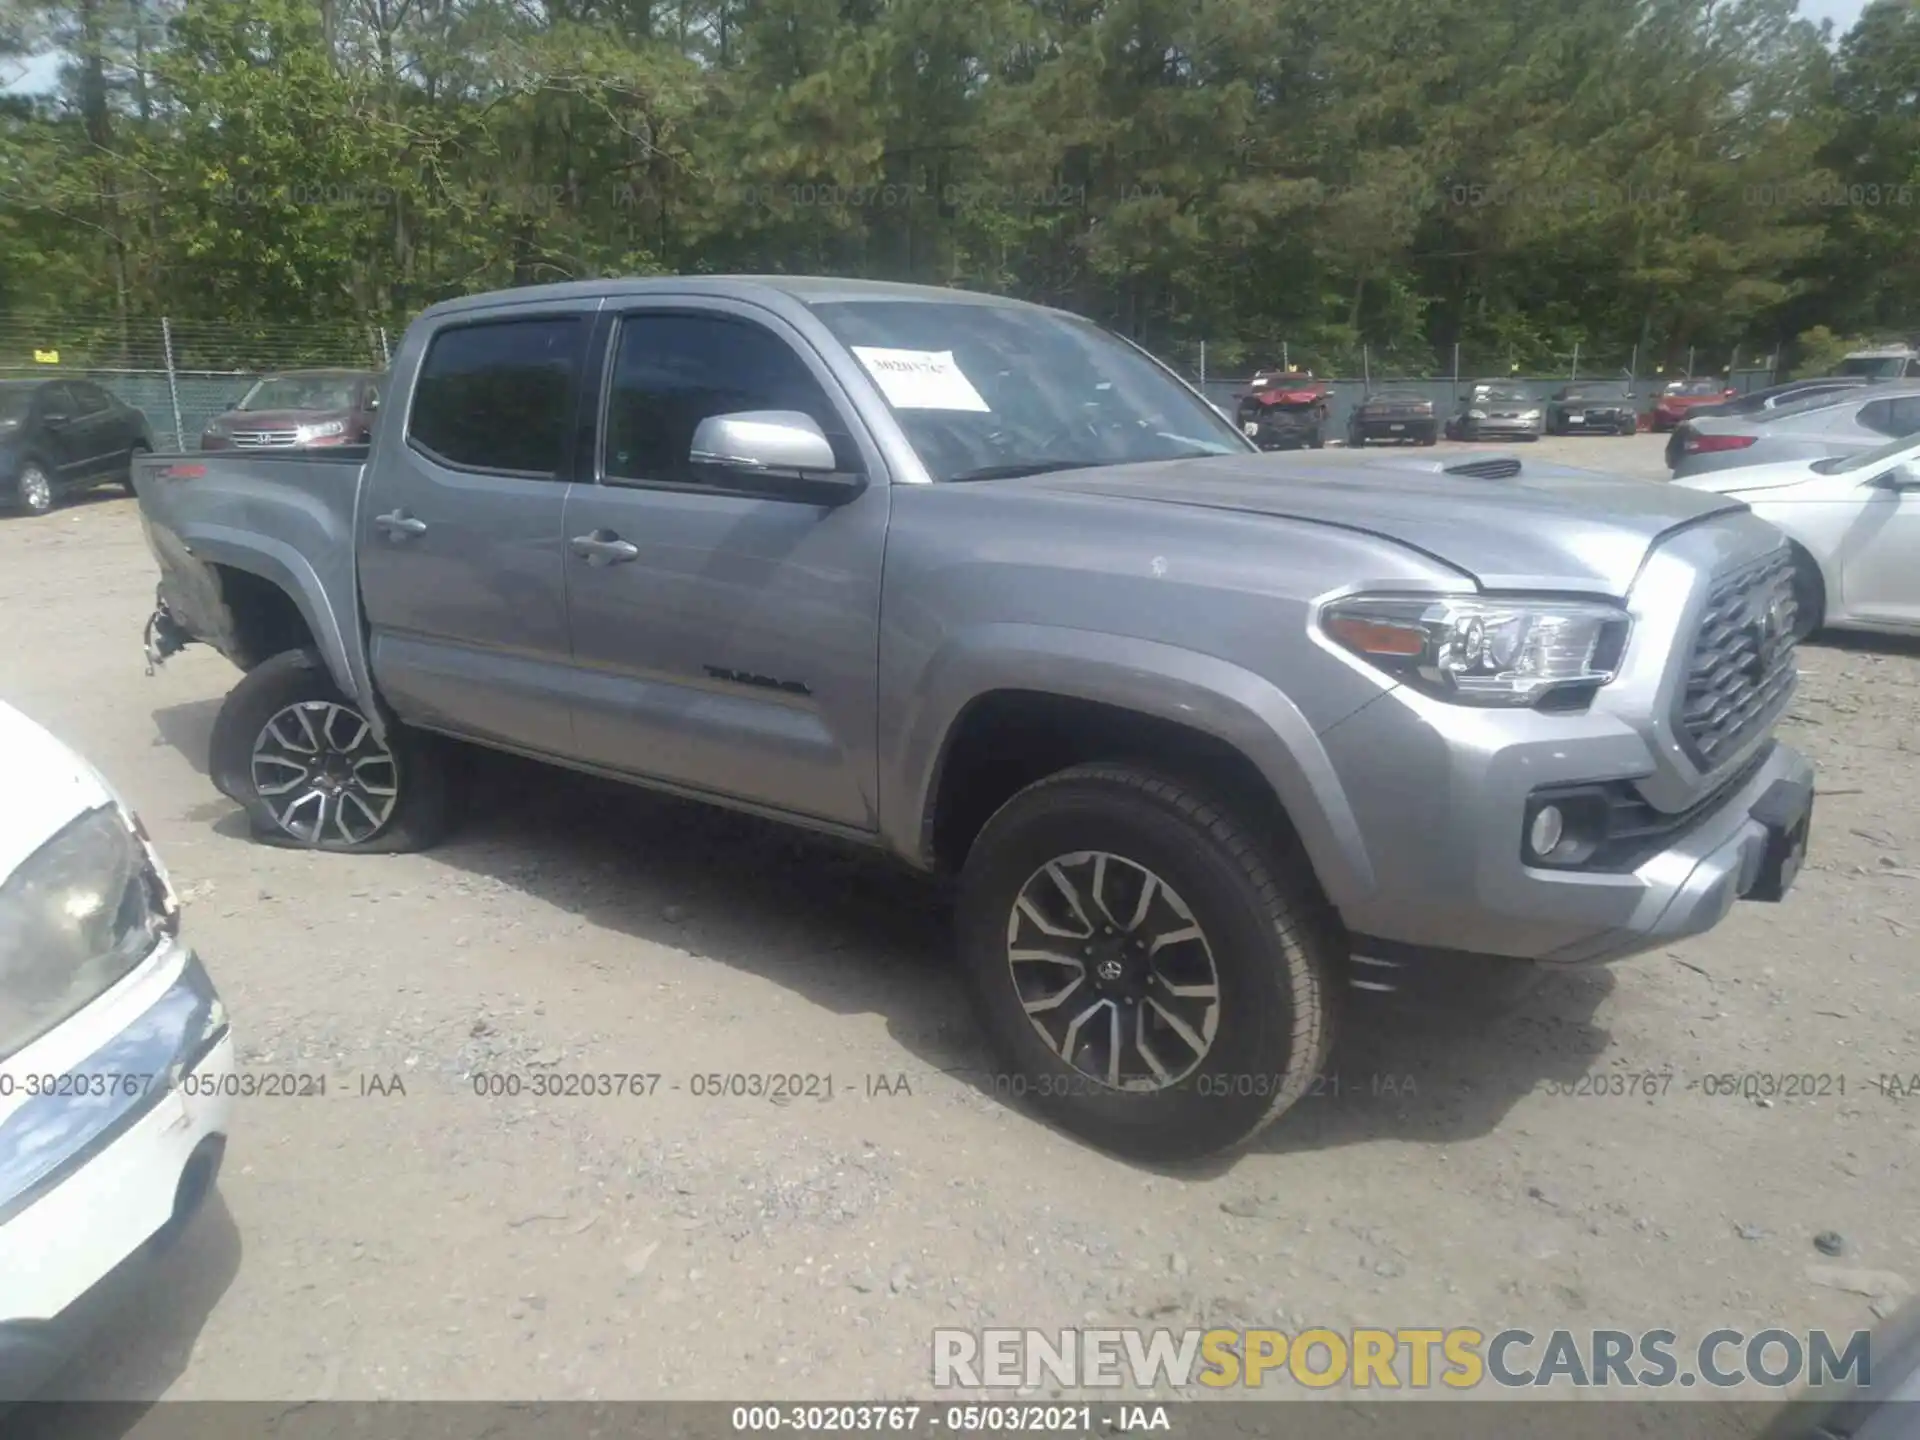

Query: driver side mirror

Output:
[366, 392, 382, 412]
[689, 411, 865, 504]
[41, 409, 70, 427]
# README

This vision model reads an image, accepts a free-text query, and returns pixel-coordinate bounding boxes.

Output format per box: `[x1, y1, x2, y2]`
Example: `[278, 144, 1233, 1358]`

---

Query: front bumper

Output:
[1457, 419, 1542, 440]
[1551, 409, 1634, 431]
[1319, 683, 1814, 971]
[0, 939, 234, 1399]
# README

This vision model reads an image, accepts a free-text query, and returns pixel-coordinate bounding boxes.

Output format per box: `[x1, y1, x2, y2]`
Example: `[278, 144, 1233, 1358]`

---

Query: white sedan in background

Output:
[1673, 432, 1920, 637]
[0, 700, 235, 1404]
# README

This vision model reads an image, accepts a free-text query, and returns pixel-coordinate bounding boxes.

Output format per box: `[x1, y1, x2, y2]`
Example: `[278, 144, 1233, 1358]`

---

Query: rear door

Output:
[68, 381, 134, 475]
[357, 305, 594, 756]
[558, 301, 889, 830]
[33, 384, 89, 483]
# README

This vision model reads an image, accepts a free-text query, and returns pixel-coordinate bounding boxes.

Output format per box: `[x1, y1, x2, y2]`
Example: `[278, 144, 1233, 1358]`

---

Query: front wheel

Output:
[14, 459, 55, 516]
[955, 764, 1338, 1161]
[208, 648, 452, 852]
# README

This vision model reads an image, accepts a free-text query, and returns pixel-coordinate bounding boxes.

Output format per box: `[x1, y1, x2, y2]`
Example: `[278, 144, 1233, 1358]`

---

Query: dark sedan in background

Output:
[200, 369, 383, 450]
[1444, 380, 1542, 440]
[1346, 388, 1439, 446]
[1663, 375, 1873, 469]
[0, 378, 155, 517]
[1544, 381, 1639, 435]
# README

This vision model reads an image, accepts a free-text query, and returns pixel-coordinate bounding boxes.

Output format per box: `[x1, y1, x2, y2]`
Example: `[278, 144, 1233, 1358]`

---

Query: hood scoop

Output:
[1444, 456, 1523, 480]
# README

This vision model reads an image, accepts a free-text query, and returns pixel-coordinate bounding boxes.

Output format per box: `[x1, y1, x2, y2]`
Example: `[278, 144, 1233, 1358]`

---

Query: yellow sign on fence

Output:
[32, 349, 59, 364]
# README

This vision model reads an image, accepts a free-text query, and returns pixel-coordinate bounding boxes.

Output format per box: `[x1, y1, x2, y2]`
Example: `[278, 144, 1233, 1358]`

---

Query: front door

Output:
[560, 303, 889, 830]
[357, 307, 593, 756]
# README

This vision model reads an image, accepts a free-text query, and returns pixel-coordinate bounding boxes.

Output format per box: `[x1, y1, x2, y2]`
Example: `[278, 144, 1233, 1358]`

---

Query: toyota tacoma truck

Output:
[131, 276, 1815, 1161]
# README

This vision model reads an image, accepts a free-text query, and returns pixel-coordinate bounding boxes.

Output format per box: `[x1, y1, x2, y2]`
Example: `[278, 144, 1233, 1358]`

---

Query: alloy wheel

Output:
[250, 701, 400, 845]
[19, 464, 52, 514]
[1005, 851, 1222, 1091]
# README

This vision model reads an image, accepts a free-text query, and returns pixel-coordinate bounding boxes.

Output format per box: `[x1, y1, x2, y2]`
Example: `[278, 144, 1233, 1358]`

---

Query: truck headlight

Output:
[1468, 409, 1488, 419]
[0, 805, 178, 1060]
[1520, 409, 1542, 421]
[295, 420, 347, 443]
[1321, 594, 1631, 706]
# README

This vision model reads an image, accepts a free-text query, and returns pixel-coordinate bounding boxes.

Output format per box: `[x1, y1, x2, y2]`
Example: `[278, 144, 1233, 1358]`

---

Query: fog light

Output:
[1528, 804, 1565, 858]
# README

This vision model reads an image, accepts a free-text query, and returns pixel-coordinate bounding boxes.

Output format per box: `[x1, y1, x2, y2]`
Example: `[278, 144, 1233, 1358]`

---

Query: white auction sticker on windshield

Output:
[851, 347, 991, 412]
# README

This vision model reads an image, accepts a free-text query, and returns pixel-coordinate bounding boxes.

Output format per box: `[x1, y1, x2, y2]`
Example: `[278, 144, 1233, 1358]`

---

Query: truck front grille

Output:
[230, 429, 301, 447]
[1676, 546, 1798, 770]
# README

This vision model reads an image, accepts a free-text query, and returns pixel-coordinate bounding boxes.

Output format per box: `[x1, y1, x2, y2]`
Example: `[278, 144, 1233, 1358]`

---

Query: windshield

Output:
[1665, 379, 1724, 396]
[237, 375, 361, 412]
[1837, 356, 1911, 379]
[1365, 390, 1428, 403]
[809, 300, 1249, 481]
[1470, 386, 1531, 403]
[1562, 383, 1629, 400]
[0, 388, 31, 423]
[1812, 433, 1920, 475]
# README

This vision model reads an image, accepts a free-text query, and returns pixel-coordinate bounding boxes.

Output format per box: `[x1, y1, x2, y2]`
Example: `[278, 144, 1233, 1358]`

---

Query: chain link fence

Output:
[0, 310, 1787, 449]
[1150, 339, 1780, 435]
[0, 314, 393, 449]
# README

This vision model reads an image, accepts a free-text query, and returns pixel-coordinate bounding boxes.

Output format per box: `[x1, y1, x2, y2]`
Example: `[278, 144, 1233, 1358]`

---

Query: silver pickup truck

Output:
[133, 277, 1814, 1160]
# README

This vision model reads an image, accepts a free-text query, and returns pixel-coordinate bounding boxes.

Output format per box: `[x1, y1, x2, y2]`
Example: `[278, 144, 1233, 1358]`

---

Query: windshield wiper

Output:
[944, 460, 1100, 482]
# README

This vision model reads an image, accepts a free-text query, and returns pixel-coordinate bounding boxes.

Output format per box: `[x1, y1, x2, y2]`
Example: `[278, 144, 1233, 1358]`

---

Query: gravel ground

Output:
[2, 434, 1916, 1407]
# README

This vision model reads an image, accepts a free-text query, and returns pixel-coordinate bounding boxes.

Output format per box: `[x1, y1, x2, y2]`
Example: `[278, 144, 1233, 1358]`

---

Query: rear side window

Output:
[408, 317, 584, 475]
[70, 381, 114, 414]
[1855, 398, 1920, 437]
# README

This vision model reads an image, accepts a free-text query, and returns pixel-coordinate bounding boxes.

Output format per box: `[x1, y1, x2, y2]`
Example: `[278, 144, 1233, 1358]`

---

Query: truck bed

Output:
[132, 448, 374, 708]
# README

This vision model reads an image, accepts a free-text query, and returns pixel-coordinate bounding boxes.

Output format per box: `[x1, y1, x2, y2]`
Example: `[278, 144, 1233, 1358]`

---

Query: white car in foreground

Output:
[1673, 432, 1920, 637]
[0, 700, 234, 1403]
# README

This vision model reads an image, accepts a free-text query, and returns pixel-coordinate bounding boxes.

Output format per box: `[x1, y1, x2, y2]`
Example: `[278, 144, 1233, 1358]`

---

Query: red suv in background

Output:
[1650, 378, 1737, 432]
[200, 369, 383, 451]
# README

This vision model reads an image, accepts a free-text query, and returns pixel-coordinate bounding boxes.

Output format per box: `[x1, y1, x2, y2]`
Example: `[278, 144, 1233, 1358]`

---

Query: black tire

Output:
[1419, 427, 1438, 447]
[1788, 543, 1826, 639]
[955, 763, 1338, 1162]
[1348, 431, 1366, 449]
[1308, 426, 1326, 450]
[208, 648, 453, 853]
[12, 456, 55, 516]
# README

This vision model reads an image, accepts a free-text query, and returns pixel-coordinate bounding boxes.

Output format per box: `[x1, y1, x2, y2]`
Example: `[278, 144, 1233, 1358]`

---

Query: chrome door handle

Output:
[571, 530, 639, 566]
[375, 509, 427, 538]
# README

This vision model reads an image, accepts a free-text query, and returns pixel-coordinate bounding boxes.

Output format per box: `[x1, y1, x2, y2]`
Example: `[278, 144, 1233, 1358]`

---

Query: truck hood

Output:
[1016, 451, 1747, 594]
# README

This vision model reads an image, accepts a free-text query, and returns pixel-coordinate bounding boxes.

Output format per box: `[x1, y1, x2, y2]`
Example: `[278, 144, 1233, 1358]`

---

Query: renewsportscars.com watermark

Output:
[932, 1327, 1873, 1392]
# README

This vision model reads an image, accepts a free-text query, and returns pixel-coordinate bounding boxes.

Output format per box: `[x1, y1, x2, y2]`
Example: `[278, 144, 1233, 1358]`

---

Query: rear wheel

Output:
[1789, 544, 1827, 638]
[956, 763, 1338, 1161]
[209, 648, 453, 853]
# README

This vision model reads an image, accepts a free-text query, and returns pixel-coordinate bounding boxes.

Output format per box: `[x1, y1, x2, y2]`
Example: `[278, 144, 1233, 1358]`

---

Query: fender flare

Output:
[887, 624, 1378, 909]
[174, 523, 385, 738]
